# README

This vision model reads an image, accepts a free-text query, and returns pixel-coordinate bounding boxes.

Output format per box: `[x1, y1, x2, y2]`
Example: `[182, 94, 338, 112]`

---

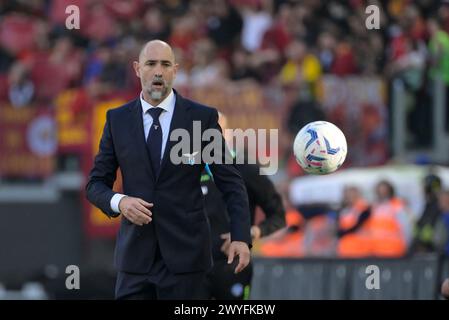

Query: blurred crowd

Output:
[0, 0, 448, 112]
[0, 0, 448, 178]
[1, 0, 449, 258]
[258, 172, 449, 259]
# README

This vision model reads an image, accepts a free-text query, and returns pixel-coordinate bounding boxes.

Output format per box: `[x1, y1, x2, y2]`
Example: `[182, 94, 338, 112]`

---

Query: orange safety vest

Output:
[338, 198, 408, 258]
[337, 199, 372, 258]
[258, 209, 305, 257]
[367, 197, 407, 257]
[339, 199, 369, 230]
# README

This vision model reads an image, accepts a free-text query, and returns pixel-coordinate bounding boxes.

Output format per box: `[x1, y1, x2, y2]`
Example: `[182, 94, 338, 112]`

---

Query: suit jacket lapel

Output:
[158, 92, 190, 179]
[128, 99, 155, 182]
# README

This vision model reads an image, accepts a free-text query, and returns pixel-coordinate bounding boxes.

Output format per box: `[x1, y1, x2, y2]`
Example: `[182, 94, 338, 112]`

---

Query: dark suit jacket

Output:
[86, 91, 252, 274]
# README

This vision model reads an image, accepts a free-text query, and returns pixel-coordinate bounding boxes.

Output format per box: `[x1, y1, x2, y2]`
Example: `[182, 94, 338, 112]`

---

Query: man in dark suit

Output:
[86, 40, 251, 300]
[201, 112, 286, 299]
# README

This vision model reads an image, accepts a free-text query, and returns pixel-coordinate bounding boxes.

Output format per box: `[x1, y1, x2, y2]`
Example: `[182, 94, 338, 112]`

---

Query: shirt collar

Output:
[140, 90, 175, 115]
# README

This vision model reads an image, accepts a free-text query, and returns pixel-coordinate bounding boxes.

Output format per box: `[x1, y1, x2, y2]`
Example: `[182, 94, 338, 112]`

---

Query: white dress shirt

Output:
[110, 90, 176, 213]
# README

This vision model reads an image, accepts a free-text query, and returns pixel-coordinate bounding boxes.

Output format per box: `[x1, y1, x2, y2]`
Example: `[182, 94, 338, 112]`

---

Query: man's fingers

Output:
[126, 207, 151, 225]
[137, 199, 153, 208]
[136, 203, 152, 216]
[128, 212, 142, 225]
[235, 261, 244, 274]
[227, 242, 251, 273]
[126, 214, 139, 225]
[122, 197, 154, 225]
[234, 253, 250, 274]
[126, 201, 152, 224]
[135, 211, 152, 224]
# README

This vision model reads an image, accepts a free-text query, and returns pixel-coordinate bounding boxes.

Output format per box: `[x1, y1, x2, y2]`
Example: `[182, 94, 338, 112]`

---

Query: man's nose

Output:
[154, 63, 163, 76]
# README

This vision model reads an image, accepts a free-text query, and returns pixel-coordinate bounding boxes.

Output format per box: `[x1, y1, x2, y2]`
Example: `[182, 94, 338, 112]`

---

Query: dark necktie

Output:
[146, 107, 164, 176]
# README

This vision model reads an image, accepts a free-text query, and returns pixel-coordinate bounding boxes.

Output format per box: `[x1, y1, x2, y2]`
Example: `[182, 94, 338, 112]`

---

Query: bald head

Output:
[139, 40, 176, 64]
[133, 39, 178, 105]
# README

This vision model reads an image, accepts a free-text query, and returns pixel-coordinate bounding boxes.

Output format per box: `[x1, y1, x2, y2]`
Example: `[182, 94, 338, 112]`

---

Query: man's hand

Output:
[221, 226, 260, 256]
[227, 241, 250, 274]
[119, 196, 153, 226]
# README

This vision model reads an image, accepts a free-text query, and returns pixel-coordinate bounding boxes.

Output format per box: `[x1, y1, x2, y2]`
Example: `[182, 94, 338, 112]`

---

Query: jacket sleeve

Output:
[241, 163, 286, 237]
[206, 109, 252, 247]
[85, 110, 120, 218]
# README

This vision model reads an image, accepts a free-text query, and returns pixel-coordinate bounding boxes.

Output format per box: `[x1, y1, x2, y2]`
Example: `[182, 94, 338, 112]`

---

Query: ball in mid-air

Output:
[293, 121, 347, 175]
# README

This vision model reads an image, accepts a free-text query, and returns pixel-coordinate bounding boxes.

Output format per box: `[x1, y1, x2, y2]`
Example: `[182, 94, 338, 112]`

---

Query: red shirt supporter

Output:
[0, 14, 38, 55]
[331, 41, 357, 75]
[105, 0, 144, 20]
[389, 33, 408, 61]
[30, 40, 84, 102]
[261, 21, 291, 54]
[83, 3, 117, 42]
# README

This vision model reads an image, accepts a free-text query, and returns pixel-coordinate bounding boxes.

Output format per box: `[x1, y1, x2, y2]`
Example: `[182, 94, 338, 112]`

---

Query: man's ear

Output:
[133, 61, 140, 78]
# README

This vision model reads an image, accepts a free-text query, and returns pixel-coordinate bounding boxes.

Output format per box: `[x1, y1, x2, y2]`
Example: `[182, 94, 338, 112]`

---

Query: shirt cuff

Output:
[110, 193, 127, 213]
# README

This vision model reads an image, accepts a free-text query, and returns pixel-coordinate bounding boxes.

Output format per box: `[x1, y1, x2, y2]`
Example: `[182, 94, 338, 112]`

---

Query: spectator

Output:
[337, 186, 371, 258]
[83, 45, 113, 85]
[239, 0, 272, 52]
[367, 180, 414, 257]
[229, 47, 259, 81]
[279, 40, 322, 88]
[331, 38, 357, 75]
[411, 174, 443, 254]
[0, 46, 14, 73]
[285, 83, 326, 137]
[439, 0, 449, 34]
[190, 39, 229, 86]
[388, 36, 429, 147]
[434, 190, 449, 256]
[7, 61, 34, 108]
[169, 15, 198, 56]
[427, 17, 449, 131]
[260, 3, 292, 54]
[140, 7, 170, 41]
[207, 1, 243, 50]
[317, 32, 336, 73]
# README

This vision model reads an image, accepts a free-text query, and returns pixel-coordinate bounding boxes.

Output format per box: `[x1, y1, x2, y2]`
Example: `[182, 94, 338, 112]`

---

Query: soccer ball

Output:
[293, 121, 347, 175]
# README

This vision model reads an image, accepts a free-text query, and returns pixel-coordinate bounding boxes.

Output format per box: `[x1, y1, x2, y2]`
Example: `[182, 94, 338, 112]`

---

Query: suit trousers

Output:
[115, 243, 208, 300]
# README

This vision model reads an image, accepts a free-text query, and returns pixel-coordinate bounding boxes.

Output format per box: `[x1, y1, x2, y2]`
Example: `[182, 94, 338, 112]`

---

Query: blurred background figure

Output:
[367, 180, 414, 257]
[201, 112, 286, 300]
[410, 173, 443, 254]
[427, 17, 449, 131]
[7, 61, 34, 108]
[434, 190, 449, 256]
[337, 186, 371, 258]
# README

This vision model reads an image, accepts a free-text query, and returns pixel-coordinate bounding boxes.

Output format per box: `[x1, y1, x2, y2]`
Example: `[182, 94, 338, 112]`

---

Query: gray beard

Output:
[150, 90, 163, 101]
